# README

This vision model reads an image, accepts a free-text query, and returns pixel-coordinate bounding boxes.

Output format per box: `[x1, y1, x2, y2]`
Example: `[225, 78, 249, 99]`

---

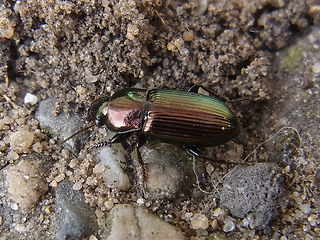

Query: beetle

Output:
[87, 85, 239, 161]
[60, 85, 240, 192]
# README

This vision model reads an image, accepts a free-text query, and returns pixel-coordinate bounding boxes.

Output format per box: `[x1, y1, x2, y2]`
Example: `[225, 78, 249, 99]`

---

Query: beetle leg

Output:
[135, 136, 148, 196]
[88, 132, 133, 149]
[185, 146, 201, 157]
[187, 85, 202, 93]
[188, 85, 225, 101]
[109, 132, 133, 144]
[185, 146, 244, 165]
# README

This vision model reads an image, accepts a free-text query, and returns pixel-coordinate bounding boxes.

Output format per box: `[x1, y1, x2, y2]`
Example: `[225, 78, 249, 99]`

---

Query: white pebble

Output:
[242, 214, 255, 228]
[7, 150, 19, 160]
[104, 200, 114, 210]
[72, 181, 83, 191]
[213, 207, 224, 217]
[93, 163, 105, 174]
[136, 198, 145, 206]
[307, 214, 317, 226]
[190, 213, 209, 229]
[312, 62, 320, 73]
[89, 235, 98, 240]
[185, 212, 193, 219]
[10, 202, 19, 210]
[301, 203, 311, 214]
[97, 145, 130, 191]
[24, 93, 38, 105]
[223, 221, 235, 233]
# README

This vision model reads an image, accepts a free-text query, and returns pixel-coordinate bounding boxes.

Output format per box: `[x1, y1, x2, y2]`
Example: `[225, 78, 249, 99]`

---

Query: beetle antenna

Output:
[227, 98, 249, 102]
[88, 141, 111, 150]
[62, 123, 93, 144]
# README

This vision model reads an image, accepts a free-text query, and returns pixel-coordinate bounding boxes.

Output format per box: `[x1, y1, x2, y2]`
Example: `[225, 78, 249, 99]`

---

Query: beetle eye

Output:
[95, 117, 101, 127]
[95, 115, 106, 127]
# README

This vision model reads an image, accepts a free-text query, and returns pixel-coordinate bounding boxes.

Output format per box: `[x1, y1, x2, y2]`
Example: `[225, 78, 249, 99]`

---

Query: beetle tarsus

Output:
[88, 141, 111, 150]
[186, 146, 245, 165]
[188, 85, 225, 101]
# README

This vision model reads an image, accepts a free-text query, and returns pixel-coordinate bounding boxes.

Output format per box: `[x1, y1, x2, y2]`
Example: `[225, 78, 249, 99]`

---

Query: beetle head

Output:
[87, 96, 109, 125]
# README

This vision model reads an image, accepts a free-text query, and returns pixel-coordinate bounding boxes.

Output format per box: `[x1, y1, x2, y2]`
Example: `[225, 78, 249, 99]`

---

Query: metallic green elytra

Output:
[89, 86, 239, 147]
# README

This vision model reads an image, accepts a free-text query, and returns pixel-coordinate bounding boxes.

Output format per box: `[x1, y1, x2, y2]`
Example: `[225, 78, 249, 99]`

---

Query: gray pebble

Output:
[220, 163, 285, 229]
[35, 98, 87, 153]
[55, 181, 96, 240]
[134, 141, 195, 199]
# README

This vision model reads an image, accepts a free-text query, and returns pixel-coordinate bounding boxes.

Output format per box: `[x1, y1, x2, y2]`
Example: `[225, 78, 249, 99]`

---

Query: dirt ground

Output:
[0, 0, 319, 239]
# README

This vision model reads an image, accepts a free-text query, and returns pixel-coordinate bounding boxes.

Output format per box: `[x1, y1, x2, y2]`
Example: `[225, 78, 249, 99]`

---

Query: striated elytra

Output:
[88, 86, 239, 148]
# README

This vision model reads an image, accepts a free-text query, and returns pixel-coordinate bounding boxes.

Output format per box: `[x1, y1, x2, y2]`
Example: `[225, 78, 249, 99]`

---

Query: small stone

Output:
[10, 202, 19, 210]
[7, 150, 19, 160]
[93, 163, 105, 174]
[137, 142, 193, 200]
[75, 86, 87, 98]
[43, 206, 52, 214]
[32, 142, 43, 153]
[97, 145, 130, 191]
[206, 163, 214, 174]
[55, 173, 66, 183]
[3, 116, 13, 125]
[61, 149, 70, 158]
[69, 158, 79, 168]
[5, 158, 48, 212]
[196, 228, 208, 236]
[73, 181, 83, 191]
[213, 208, 226, 218]
[307, 214, 317, 226]
[126, 24, 139, 40]
[15, 118, 26, 125]
[185, 212, 193, 219]
[312, 62, 320, 73]
[183, 31, 194, 41]
[35, 98, 88, 153]
[0, 17, 15, 39]
[24, 93, 38, 105]
[292, 191, 300, 198]
[284, 165, 291, 173]
[103, 204, 185, 239]
[167, 42, 176, 51]
[136, 198, 145, 205]
[104, 200, 114, 210]
[9, 127, 35, 153]
[86, 176, 97, 186]
[95, 209, 104, 219]
[56, 181, 96, 240]
[305, 234, 313, 240]
[223, 220, 235, 233]
[50, 180, 58, 188]
[89, 236, 98, 240]
[190, 213, 209, 230]
[220, 163, 284, 230]
[301, 203, 311, 214]
[211, 219, 218, 230]
[242, 214, 255, 228]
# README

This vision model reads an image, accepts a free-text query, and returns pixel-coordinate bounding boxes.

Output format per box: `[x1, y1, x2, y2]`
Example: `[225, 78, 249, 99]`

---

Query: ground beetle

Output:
[87, 85, 239, 162]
